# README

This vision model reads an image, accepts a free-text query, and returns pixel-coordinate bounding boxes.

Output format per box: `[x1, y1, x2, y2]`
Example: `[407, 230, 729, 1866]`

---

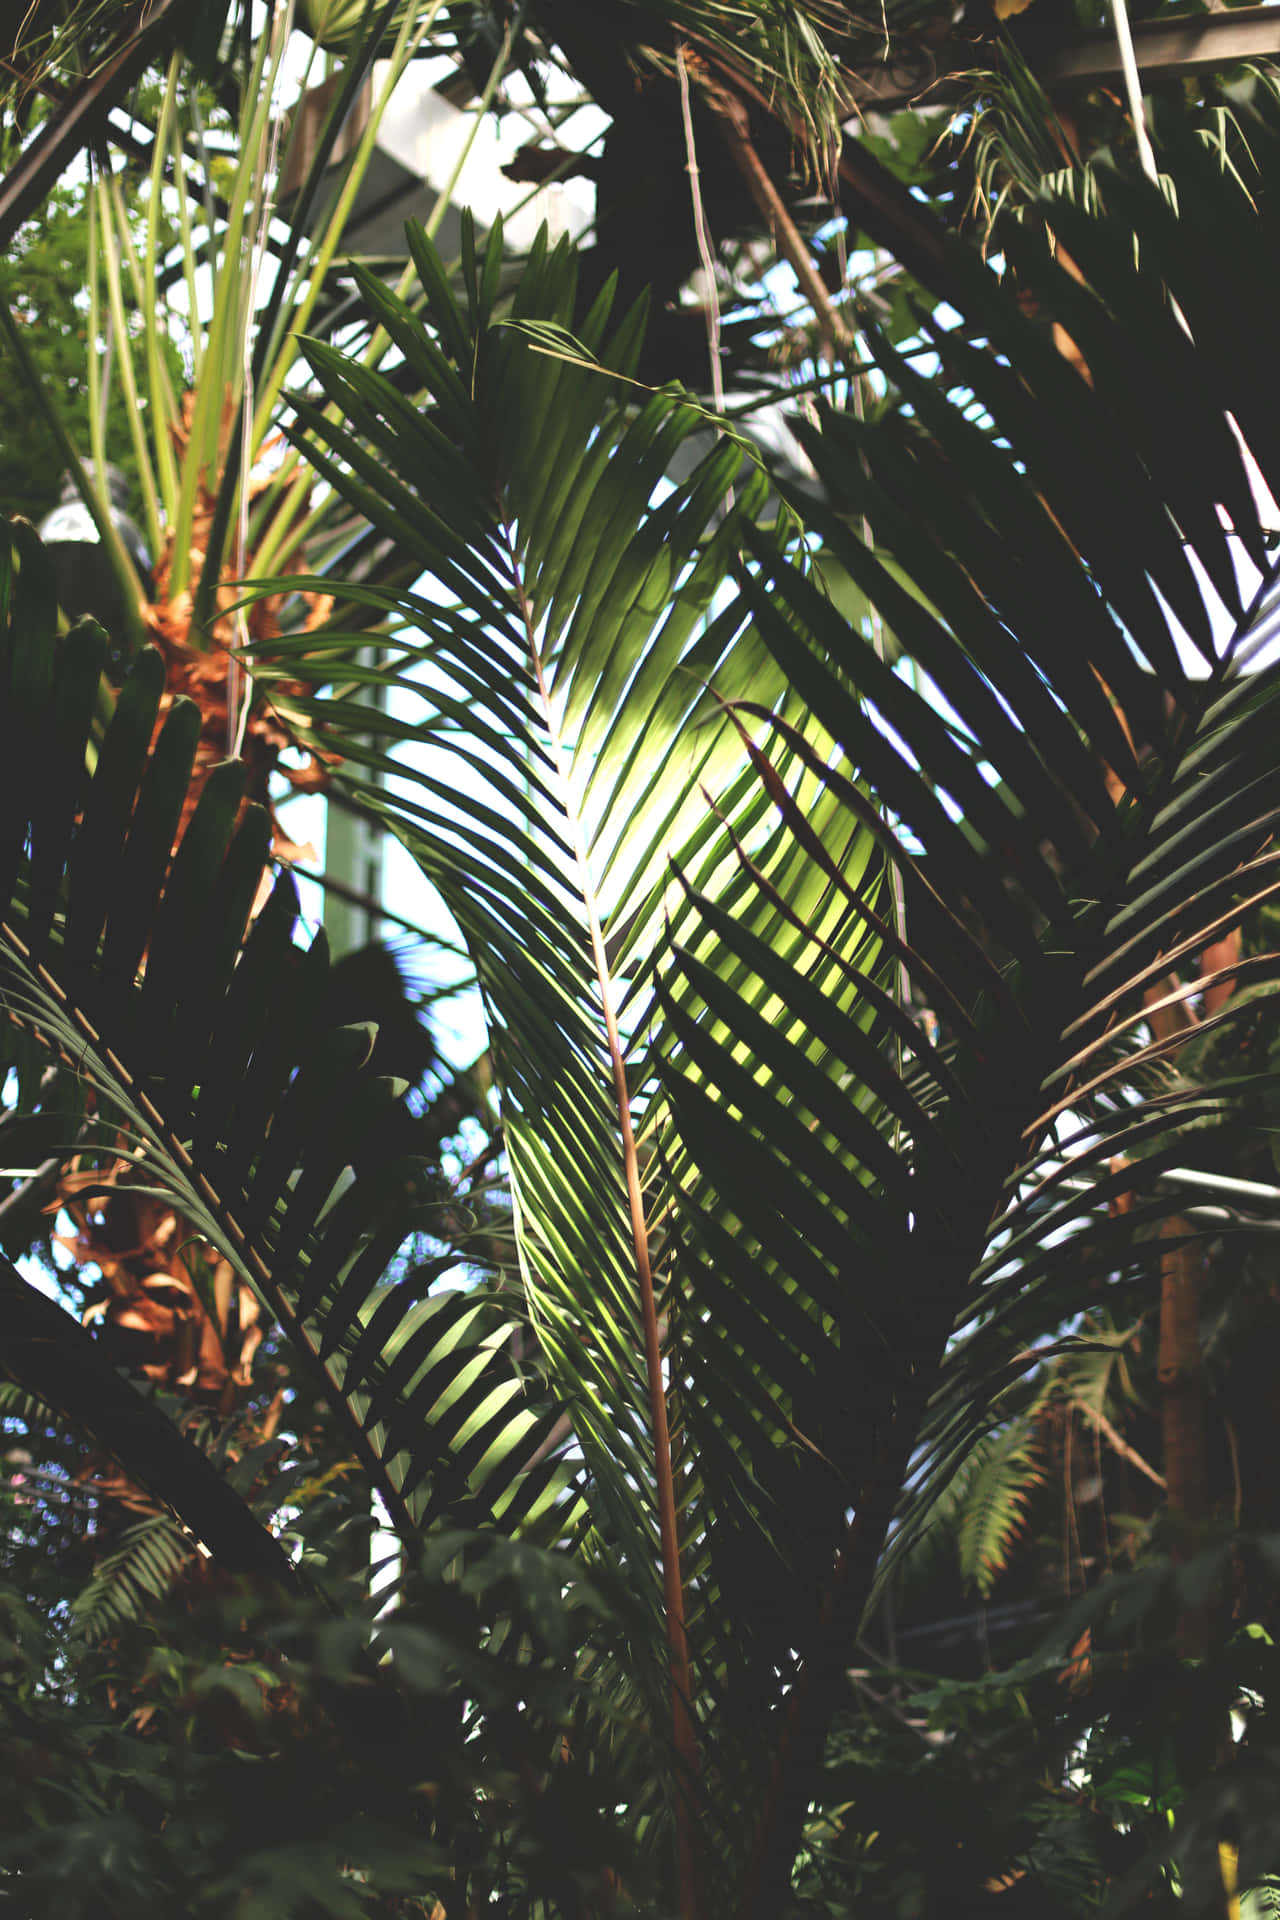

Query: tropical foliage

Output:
[7, 1, 1280, 1916]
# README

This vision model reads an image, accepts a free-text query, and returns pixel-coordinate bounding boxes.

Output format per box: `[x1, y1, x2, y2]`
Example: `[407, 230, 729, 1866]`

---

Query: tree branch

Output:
[0, 0, 183, 251]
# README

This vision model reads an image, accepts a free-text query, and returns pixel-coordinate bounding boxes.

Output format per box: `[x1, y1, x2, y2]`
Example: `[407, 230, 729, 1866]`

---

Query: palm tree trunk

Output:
[1158, 1222, 1212, 1655]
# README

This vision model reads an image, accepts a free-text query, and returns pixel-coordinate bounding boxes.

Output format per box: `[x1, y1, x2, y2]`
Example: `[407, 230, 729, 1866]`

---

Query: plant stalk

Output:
[1159, 1222, 1212, 1655]
[513, 556, 701, 1920]
[706, 80, 853, 354]
[737, 1360, 941, 1919]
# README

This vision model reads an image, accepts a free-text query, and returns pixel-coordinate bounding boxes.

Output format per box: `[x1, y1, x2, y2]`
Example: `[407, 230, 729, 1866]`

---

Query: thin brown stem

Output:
[692, 42, 968, 314]
[1224, 1412, 1243, 1529]
[1076, 1399, 1166, 1491]
[704, 78, 853, 355]
[1064, 1412, 1083, 1595]
[676, 44, 726, 424]
[1159, 1220, 1212, 1655]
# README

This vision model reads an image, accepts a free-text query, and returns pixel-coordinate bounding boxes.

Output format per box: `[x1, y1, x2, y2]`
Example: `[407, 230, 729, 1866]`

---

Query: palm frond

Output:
[0, 519, 576, 1581]
[215, 75, 1280, 1911]
[238, 208, 888, 1896]
[648, 76, 1280, 1912]
[0, 1245, 302, 1587]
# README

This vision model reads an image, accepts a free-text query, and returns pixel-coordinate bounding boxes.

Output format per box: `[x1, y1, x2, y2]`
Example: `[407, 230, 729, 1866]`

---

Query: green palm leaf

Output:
[240, 211, 884, 1900]
[649, 80, 1280, 1914]
[222, 79, 1280, 1910]
[0, 519, 575, 1584]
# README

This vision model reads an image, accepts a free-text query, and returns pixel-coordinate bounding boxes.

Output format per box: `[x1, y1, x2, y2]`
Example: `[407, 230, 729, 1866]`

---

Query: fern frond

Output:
[956, 1417, 1045, 1600]
[71, 1513, 194, 1643]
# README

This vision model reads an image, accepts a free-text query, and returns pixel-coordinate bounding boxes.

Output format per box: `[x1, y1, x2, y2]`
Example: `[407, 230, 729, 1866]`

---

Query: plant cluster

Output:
[6, 4, 1280, 1917]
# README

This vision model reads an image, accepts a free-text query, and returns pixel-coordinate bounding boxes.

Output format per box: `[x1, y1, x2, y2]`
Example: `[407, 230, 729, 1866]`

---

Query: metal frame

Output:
[841, 5, 1280, 117]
